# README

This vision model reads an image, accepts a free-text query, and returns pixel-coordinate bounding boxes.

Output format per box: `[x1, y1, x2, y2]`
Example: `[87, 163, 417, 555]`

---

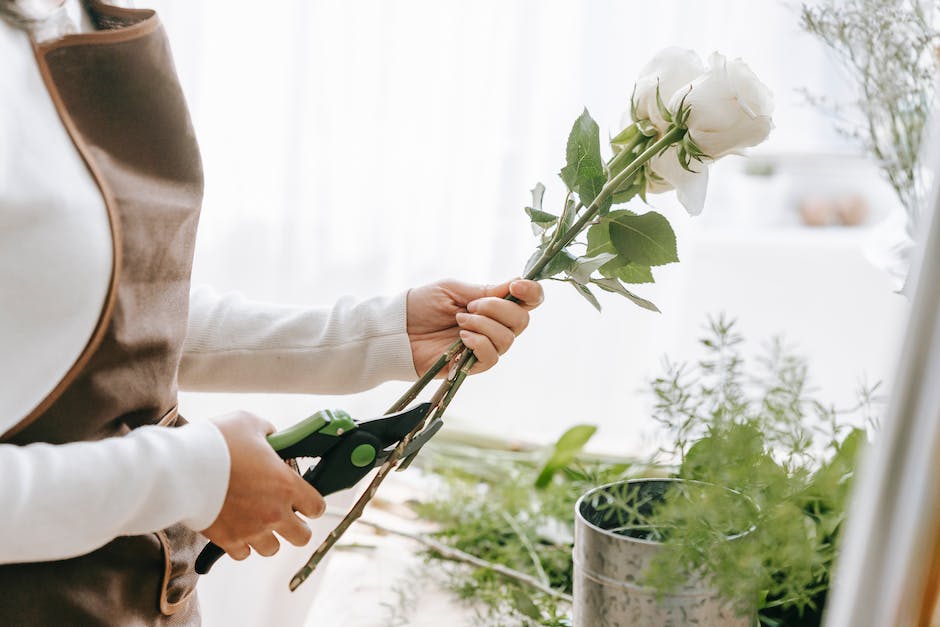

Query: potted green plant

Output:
[404, 316, 875, 626]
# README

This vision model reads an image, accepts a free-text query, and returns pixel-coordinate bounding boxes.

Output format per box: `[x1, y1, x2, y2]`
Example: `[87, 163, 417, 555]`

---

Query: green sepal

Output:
[655, 80, 674, 125]
[637, 119, 658, 137]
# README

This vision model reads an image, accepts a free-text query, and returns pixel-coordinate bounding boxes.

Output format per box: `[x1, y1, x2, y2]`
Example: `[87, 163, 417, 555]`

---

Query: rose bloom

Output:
[646, 146, 709, 216]
[629, 47, 705, 132]
[670, 52, 774, 158]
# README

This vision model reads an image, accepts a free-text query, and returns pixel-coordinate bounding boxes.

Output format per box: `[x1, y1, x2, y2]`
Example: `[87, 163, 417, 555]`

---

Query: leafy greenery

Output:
[641, 316, 878, 625]
[413, 438, 633, 625]
[559, 109, 607, 210]
[523, 109, 682, 312]
[800, 0, 939, 223]
[412, 317, 878, 626]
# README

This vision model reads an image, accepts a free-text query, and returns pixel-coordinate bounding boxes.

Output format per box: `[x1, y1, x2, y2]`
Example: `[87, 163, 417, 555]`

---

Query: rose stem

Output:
[289, 125, 686, 590]
[331, 514, 572, 603]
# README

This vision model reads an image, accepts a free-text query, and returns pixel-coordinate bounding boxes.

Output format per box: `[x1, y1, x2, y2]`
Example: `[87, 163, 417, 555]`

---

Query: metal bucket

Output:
[572, 478, 755, 627]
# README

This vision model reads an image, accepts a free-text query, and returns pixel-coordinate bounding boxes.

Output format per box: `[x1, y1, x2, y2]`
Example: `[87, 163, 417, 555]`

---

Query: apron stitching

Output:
[155, 530, 195, 616]
[0, 37, 125, 443]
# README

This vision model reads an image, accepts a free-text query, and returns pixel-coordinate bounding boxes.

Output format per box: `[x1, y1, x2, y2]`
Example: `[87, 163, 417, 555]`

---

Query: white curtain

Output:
[143, 1, 911, 624]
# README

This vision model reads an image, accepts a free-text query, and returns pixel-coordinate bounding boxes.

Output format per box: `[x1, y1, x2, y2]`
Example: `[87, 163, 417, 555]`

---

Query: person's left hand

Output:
[406, 278, 544, 376]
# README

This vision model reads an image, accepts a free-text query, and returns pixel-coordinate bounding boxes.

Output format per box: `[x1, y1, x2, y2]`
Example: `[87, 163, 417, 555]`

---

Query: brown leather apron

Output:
[0, 2, 205, 624]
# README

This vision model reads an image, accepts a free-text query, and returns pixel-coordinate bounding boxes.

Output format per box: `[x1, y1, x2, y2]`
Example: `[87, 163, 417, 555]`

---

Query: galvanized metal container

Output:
[573, 478, 755, 627]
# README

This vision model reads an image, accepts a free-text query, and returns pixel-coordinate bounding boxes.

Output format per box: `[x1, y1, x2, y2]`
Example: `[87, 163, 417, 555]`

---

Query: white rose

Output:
[670, 52, 774, 158]
[646, 147, 710, 216]
[627, 47, 705, 132]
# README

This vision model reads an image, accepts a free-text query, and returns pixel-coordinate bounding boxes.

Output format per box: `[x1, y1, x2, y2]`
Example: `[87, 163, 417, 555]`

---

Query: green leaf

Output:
[607, 211, 678, 267]
[568, 252, 617, 284]
[559, 109, 607, 207]
[601, 260, 655, 284]
[535, 424, 598, 489]
[586, 222, 616, 257]
[510, 588, 543, 620]
[524, 182, 558, 238]
[523, 244, 547, 277]
[589, 213, 655, 281]
[537, 250, 577, 279]
[610, 173, 644, 207]
[563, 278, 601, 311]
[529, 182, 546, 213]
[525, 206, 558, 236]
[610, 122, 639, 149]
[592, 277, 660, 312]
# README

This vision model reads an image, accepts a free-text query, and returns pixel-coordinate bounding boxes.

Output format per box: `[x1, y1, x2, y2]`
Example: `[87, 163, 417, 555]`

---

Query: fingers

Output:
[218, 539, 250, 561]
[290, 474, 326, 519]
[459, 329, 499, 372]
[508, 279, 544, 309]
[456, 312, 515, 354]
[247, 532, 281, 557]
[464, 297, 530, 336]
[277, 512, 314, 547]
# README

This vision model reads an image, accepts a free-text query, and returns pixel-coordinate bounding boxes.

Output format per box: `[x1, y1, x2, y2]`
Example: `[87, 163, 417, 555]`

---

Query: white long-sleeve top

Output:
[0, 3, 417, 564]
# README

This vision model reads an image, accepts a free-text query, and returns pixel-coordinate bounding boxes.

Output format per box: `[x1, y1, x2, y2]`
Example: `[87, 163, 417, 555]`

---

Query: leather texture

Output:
[0, 2, 206, 623]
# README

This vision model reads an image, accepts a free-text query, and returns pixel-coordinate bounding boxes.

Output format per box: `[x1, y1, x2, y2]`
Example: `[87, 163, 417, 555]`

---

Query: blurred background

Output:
[142, 0, 914, 623]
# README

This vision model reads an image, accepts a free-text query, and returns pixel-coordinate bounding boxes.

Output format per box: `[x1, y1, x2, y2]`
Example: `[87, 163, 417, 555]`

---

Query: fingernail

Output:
[456, 312, 469, 324]
[459, 330, 471, 342]
[467, 301, 478, 313]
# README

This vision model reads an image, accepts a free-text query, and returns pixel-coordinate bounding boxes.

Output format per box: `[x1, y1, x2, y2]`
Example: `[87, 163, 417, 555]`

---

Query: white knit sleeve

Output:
[0, 421, 230, 564]
[179, 285, 419, 394]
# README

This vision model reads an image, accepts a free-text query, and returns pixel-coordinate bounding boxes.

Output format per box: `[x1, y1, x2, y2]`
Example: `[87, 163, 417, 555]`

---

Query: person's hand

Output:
[406, 278, 544, 376]
[201, 412, 325, 560]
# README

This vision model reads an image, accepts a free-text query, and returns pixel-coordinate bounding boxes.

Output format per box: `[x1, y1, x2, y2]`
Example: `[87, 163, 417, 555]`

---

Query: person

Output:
[0, 0, 544, 623]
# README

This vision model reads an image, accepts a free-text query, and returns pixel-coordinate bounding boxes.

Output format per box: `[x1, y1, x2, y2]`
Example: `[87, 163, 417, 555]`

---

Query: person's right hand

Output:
[201, 411, 326, 560]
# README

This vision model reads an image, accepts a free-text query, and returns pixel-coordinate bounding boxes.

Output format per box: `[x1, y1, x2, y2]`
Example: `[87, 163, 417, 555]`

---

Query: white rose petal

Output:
[628, 47, 705, 133]
[647, 147, 710, 216]
[671, 52, 774, 158]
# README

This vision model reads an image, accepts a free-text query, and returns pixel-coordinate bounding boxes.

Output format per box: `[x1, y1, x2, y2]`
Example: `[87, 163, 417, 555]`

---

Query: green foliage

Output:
[535, 425, 598, 488]
[606, 210, 678, 267]
[414, 317, 877, 626]
[414, 438, 632, 625]
[800, 0, 939, 220]
[522, 111, 679, 314]
[643, 316, 877, 625]
[559, 109, 607, 210]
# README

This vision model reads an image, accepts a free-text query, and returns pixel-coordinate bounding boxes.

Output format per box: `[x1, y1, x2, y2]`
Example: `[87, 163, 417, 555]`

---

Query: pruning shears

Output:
[194, 402, 438, 574]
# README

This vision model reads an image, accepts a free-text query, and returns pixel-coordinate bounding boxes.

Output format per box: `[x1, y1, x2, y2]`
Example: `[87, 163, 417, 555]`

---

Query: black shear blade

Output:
[358, 402, 432, 446]
[374, 416, 444, 466]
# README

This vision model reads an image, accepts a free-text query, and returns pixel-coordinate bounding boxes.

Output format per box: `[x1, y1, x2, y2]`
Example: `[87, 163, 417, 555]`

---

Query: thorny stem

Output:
[385, 340, 463, 414]
[291, 345, 474, 589]
[289, 124, 687, 591]
[606, 130, 647, 175]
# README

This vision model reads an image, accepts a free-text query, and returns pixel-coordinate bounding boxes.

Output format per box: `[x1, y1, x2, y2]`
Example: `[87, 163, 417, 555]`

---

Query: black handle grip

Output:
[194, 542, 225, 575]
[195, 430, 384, 575]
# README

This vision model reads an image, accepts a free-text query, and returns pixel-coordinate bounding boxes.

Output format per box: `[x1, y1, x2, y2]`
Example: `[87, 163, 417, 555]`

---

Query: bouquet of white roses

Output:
[289, 47, 775, 590]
